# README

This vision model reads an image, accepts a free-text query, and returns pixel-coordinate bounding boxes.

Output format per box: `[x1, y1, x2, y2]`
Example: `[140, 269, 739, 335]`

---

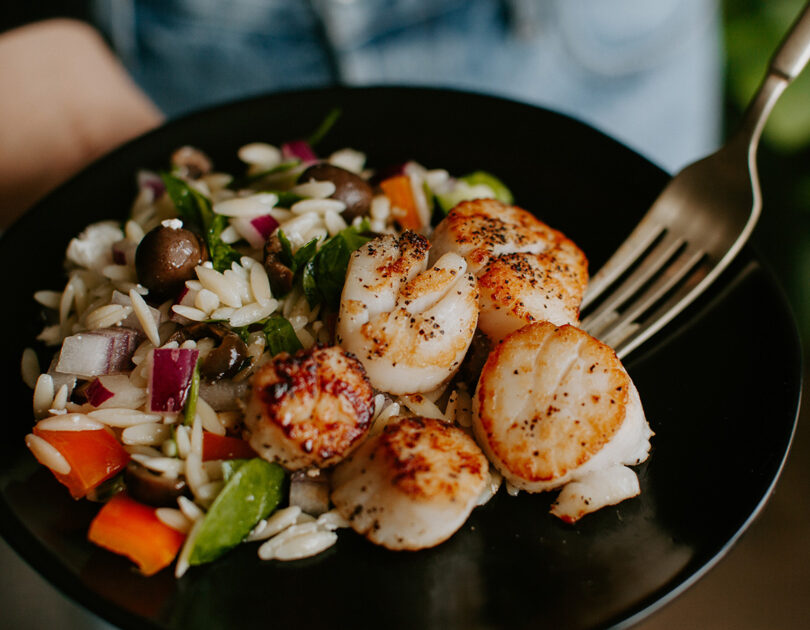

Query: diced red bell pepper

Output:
[88, 493, 185, 576]
[33, 428, 130, 499]
[202, 433, 257, 461]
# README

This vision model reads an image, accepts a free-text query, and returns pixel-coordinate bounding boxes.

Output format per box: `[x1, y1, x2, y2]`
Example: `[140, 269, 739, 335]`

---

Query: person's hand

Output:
[0, 19, 164, 227]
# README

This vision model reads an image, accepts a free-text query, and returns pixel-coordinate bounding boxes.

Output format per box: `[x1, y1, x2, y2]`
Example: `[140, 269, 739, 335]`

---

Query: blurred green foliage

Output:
[725, 0, 810, 150]
[725, 1, 810, 344]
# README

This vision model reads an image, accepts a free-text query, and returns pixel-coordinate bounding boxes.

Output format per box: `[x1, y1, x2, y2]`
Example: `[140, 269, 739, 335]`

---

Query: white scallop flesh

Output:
[336, 231, 478, 394]
[431, 199, 588, 342]
[473, 322, 652, 521]
[331, 415, 488, 550]
[550, 464, 641, 523]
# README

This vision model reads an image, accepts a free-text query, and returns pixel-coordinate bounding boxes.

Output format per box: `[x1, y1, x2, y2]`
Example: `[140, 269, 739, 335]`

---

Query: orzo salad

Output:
[22, 113, 653, 577]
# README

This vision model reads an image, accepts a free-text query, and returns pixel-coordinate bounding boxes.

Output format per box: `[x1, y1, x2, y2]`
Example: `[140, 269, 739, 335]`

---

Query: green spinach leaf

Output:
[302, 220, 372, 308]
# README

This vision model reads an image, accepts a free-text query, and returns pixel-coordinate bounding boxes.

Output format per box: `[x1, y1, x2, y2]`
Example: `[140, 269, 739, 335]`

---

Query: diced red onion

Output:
[149, 348, 199, 413]
[171, 286, 196, 324]
[95, 375, 147, 409]
[111, 239, 137, 266]
[137, 170, 165, 201]
[56, 328, 142, 378]
[231, 214, 279, 249]
[86, 378, 114, 406]
[282, 140, 317, 164]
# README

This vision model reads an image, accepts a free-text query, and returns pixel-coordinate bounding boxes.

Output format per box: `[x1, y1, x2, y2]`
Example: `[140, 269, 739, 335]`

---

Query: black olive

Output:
[135, 223, 207, 300]
[169, 322, 250, 381]
[262, 234, 294, 296]
[299, 163, 373, 220]
[201, 333, 249, 380]
[124, 461, 188, 507]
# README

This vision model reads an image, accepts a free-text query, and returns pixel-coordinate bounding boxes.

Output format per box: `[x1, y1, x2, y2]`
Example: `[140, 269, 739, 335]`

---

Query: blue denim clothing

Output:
[93, 0, 722, 173]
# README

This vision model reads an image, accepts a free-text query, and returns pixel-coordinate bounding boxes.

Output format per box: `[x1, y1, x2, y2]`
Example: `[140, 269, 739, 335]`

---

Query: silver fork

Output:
[580, 2, 810, 359]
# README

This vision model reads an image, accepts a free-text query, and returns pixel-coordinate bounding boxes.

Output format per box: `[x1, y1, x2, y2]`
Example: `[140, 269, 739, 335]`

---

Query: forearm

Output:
[0, 19, 164, 227]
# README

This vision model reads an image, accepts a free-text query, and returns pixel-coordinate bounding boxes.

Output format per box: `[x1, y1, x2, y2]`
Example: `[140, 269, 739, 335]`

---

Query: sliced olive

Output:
[300, 163, 372, 220]
[124, 461, 187, 507]
[169, 322, 250, 381]
[135, 223, 207, 300]
[262, 234, 294, 296]
[202, 333, 249, 380]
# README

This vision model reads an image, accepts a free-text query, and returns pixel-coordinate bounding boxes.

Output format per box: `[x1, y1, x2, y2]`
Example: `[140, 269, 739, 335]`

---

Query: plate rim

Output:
[0, 84, 803, 630]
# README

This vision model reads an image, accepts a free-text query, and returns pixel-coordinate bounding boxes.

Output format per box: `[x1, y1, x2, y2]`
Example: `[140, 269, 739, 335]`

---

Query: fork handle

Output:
[771, 1, 810, 80]
[737, 3, 810, 151]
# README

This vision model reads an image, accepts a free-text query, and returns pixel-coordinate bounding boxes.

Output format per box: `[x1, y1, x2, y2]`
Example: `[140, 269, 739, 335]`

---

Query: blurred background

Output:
[0, 1, 808, 628]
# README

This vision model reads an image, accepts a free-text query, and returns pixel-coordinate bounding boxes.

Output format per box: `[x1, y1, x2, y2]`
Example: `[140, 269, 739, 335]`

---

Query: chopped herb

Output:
[228, 160, 301, 190]
[233, 314, 302, 356]
[288, 233, 320, 273]
[183, 360, 201, 426]
[302, 219, 372, 308]
[272, 190, 306, 208]
[262, 315, 303, 356]
[306, 107, 342, 147]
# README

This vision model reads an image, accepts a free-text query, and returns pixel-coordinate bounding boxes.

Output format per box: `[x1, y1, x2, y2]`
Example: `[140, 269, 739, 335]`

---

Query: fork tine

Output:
[580, 217, 666, 309]
[580, 231, 686, 332]
[586, 244, 705, 340]
[606, 257, 711, 359]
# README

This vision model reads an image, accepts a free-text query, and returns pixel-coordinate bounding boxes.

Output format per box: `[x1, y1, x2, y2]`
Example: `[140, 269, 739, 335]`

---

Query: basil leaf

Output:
[161, 172, 210, 230]
[303, 220, 372, 308]
[302, 257, 321, 306]
[262, 315, 303, 356]
[277, 230, 295, 267]
[276, 230, 319, 277]
[233, 314, 302, 356]
[207, 213, 241, 271]
[273, 190, 306, 208]
[292, 237, 320, 272]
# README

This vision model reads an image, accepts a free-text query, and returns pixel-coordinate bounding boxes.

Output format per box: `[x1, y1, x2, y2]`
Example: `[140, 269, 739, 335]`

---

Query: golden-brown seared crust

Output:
[331, 415, 488, 550]
[431, 199, 588, 341]
[474, 322, 630, 485]
[376, 416, 486, 500]
[337, 232, 478, 394]
[432, 199, 567, 272]
[477, 245, 587, 334]
[363, 231, 427, 289]
[244, 345, 374, 470]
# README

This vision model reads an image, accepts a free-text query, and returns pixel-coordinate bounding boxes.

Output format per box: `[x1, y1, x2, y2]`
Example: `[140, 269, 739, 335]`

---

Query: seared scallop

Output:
[431, 199, 587, 342]
[244, 345, 374, 470]
[331, 415, 488, 550]
[336, 231, 478, 394]
[473, 322, 652, 521]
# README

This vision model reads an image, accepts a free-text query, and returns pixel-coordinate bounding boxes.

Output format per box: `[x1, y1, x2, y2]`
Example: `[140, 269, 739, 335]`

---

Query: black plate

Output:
[0, 87, 801, 630]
